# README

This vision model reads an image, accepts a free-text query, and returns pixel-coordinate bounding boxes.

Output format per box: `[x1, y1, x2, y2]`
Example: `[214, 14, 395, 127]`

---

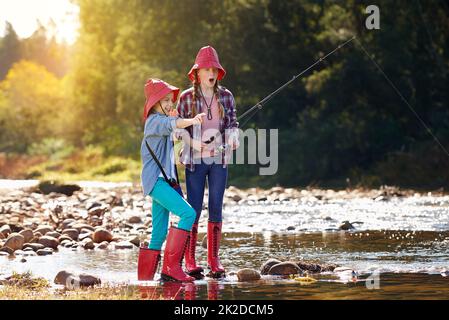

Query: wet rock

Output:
[23, 243, 45, 251]
[54, 270, 101, 288]
[295, 261, 338, 273]
[96, 241, 109, 250]
[19, 229, 34, 243]
[92, 228, 113, 243]
[36, 248, 54, 256]
[128, 236, 141, 247]
[260, 258, 282, 275]
[237, 269, 261, 282]
[339, 221, 355, 231]
[34, 226, 53, 236]
[61, 218, 76, 230]
[4, 233, 25, 251]
[60, 239, 72, 247]
[0, 225, 11, 237]
[114, 241, 134, 250]
[88, 205, 107, 217]
[58, 235, 73, 243]
[38, 236, 59, 250]
[81, 239, 95, 250]
[0, 232, 4, 240]
[0, 251, 10, 257]
[268, 261, 303, 276]
[36, 181, 81, 196]
[71, 223, 95, 232]
[128, 216, 142, 224]
[46, 231, 61, 239]
[0, 246, 14, 255]
[20, 258, 27, 263]
[79, 232, 93, 241]
[61, 229, 79, 241]
[286, 226, 295, 231]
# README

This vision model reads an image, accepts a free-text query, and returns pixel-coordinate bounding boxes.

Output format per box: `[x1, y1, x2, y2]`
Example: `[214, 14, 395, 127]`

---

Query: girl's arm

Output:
[144, 113, 205, 138]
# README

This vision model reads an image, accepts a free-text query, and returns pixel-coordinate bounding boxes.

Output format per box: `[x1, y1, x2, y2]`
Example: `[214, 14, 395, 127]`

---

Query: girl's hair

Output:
[192, 70, 224, 119]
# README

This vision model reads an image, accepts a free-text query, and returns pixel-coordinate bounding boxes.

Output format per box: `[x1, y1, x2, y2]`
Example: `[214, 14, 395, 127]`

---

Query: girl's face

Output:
[156, 92, 174, 115]
[198, 68, 218, 89]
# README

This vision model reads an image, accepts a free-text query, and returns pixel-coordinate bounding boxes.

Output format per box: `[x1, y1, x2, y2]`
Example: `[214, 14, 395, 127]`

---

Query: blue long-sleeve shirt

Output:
[140, 112, 178, 196]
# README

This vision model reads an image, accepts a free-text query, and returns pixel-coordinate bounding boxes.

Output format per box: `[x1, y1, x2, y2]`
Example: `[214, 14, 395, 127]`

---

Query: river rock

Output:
[268, 261, 303, 276]
[0, 232, 4, 240]
[38, 236, 59, 249]
[0, 251, 10, 256]
[36, 248, 54, 256]
[37, 181, 81, 196]
[61, 229, 79, 241]
[81, 239, 95, 250]
[19, 229, 34, 243]
[34, 226, 53, 236]
[0, 246, 14, 255]
[114, 241, 134, 250]
[79, 232, 93, 241]
[237, 269, 261, 282]
[128, 216, 142, 224]
[54, 270, 101, 288]
[61, 218, 76, 230]
[59, 235, 73, 243]
[4, 233, 25, 251]
[96, 241, 109, 249]
[88, 205, 107, 217]
[92, 228, 113, 243]
[46, 231, 61, 239]
[260, 258, 282, 275]
[339, 221, 355, 230]
[0, 225, 11, 237]
[71, 223, 95, 232]
[23, 243, 45, 251]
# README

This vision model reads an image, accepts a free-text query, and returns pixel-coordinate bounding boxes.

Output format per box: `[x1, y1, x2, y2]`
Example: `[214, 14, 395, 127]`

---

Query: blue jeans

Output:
[148, 178, 196, 250]
[186, 159, 228, 223]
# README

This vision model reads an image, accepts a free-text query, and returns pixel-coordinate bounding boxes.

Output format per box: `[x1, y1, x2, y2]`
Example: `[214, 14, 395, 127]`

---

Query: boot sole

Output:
[160, 273, 194, 282]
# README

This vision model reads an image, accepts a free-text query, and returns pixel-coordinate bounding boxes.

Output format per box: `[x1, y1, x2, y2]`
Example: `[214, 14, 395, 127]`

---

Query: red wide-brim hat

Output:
[188, 46, 226, 82]
[143, 78, 179, 121]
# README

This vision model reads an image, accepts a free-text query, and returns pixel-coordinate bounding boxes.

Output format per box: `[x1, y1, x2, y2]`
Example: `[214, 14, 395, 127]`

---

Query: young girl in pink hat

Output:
[138, 78, 206, 282]
[177, 46, 240, 279]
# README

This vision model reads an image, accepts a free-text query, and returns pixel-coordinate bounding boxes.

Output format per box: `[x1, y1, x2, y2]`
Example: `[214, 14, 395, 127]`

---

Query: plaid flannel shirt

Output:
[176, 86, 239, 171]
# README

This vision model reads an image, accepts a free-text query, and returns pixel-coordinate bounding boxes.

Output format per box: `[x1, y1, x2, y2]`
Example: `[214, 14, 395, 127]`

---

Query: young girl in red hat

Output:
[138, 78, 206, 282]
[177, 46, 239, 279]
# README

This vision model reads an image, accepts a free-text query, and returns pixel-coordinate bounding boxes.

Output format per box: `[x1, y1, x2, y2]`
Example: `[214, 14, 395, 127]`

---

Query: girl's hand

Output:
[169, 109, 179, 117]
[191, 139, 208, 151]
[191, 113, 206, 126]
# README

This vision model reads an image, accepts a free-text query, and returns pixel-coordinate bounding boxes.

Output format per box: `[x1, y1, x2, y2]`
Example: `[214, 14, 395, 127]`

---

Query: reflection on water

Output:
[1, 230, 449, 299]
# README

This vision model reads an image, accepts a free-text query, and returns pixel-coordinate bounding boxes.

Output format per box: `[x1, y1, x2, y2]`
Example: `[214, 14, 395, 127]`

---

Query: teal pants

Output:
[148, 178, 196, 250]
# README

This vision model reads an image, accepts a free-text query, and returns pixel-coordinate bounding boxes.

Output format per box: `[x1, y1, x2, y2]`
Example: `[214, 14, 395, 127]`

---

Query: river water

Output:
[1, 181, 449, 299]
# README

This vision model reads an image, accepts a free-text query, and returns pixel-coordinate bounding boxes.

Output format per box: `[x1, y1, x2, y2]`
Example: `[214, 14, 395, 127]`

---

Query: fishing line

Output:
[354, 37, 449, 158]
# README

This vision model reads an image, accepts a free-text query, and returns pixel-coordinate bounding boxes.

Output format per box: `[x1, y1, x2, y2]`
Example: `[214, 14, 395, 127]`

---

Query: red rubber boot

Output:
[207, 221, 226, 278]
[184, 223, 204, 278]
[161, 226, 195, 282]
[137, 248, 161, 281]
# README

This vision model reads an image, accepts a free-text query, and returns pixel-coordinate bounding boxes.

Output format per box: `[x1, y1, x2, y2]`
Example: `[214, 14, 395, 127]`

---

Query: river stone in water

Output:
[23, 243, 45, 251]
[19, 229, 34, 243]
[4, 233, 24, 251]
[0, 246, 14, 255]
[260, 258, 282, 275]
[92, 228, 113, 243]
[81, 239, 95, 250]
[36, 248, 53, 256]
[54, 270, 101, 288]
[61, 229, 79, 241]
[38, 236, 59, 249]
[0, 225, 11, 237]
[114, 241, 134, 250]
[46, 231, 61, 239]
[268, 261, 303, 276]
[237, 269, 261, 282]
[34, 226, 53, 236]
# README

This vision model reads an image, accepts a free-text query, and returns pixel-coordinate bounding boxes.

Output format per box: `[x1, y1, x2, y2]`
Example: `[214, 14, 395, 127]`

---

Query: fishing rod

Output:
[204, 35, 356, 146]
